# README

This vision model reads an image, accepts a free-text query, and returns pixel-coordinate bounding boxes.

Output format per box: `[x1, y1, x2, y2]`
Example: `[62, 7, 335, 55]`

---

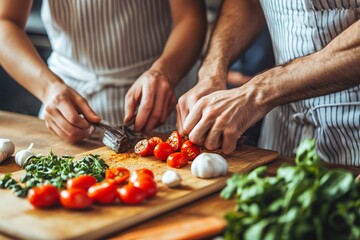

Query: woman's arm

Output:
[0, 0, 100, 143]
[124, 0, 207, 132]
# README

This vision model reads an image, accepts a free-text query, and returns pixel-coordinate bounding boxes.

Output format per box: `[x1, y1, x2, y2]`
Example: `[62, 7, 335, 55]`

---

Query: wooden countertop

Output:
[1, 110, 359, 239]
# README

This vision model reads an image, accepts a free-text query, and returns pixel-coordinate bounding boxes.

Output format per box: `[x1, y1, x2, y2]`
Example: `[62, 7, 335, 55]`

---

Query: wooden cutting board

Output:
[0, 146, 278, 240]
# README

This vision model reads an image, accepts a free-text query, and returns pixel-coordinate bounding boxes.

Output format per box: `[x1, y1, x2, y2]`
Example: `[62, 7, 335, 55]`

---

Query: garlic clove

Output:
[15, 143, 35, 167]
[0, 139, 15, 161]
[162, 170, 182, 188]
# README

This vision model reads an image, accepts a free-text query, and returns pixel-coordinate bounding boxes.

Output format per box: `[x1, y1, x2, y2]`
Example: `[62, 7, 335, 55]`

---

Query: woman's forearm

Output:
[150, 0, 207, 87]
[0, 20, 62, 103]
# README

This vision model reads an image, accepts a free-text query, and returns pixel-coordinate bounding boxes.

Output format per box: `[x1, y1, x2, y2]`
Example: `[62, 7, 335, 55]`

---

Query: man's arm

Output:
[124, 0, 207, 132]
[183, 19, 360, 154]
[255, 20, 360, 108]
[177, 0, 265, 135]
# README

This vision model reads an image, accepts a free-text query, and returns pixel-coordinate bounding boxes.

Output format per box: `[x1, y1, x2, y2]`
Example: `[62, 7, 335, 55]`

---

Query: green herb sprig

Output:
[221, 139, 360, 240]
[0, 152, 109, 197]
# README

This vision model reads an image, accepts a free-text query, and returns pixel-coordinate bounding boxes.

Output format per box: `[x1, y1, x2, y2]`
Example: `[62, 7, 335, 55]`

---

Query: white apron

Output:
[39, 0, 197, 133]
[258, 0, 360, 166]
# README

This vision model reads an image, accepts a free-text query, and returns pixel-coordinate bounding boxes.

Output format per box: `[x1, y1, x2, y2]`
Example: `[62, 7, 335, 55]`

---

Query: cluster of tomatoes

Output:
[28, 167, 157, 209]
[134, 131, 201, 168]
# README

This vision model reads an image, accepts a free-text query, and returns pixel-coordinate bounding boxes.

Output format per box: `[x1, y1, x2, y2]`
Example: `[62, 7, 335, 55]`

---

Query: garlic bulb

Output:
[15, 143, 35, 167]
[191, 153, 228, 179]
[0, 139, 15, 163]
[162, 170, 182, 188]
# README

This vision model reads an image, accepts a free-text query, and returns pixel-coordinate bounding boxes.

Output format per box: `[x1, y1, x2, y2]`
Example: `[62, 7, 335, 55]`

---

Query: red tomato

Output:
[60, 189, 92, 210]
[153, 142, 174, 161]
[166, 131, 182, 151]
[131, 168, 155, 180]
[118, 184, 146, 205]
[88, 182, 118, 204]
[181, 140, 201, 160]
[148, 137, 163, 150]
[167, 152, 189, 168]
[132, 178, 157, 198]
[105, 167, 130, 185]
[66, 175, 97, 191]
[129, 171, 155, 183]
[134, 139, 151, 157]
[28, 185, 59, 208]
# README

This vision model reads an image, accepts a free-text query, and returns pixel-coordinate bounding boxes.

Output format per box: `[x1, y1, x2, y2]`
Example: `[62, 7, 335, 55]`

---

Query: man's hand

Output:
[42, 82, 101, 143]
[176, 70, 227, 136]
[182, 84, 270, 154]
[124, 70, 176, 133]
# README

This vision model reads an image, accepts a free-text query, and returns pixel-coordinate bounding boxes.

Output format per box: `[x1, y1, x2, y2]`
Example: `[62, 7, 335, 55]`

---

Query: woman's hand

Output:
[42, 82, 101, 143]
[124, 69, 176, 133]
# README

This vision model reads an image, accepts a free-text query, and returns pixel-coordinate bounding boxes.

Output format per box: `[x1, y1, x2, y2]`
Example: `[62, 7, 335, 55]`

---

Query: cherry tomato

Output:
[129, 171, 155, 183]
[66, 175, 97, 191]
[181, 140, 201, 160]
[60, 189, 92, 210]
[88, 182, 118, 204]
[118, 184, 146, 205]
[134, 139, 151, 157]
[132, 178, 157, 198]
[105, 167, 130, 185]
[153, 142, 174, 161]
[166, 131, 182, 151]
[148, 137, 163, 150]
[167, 152, 189, 168]
[28, 185, 59, 208]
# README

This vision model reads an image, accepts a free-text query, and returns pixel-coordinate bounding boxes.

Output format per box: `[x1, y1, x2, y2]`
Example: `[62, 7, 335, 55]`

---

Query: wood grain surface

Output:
[0, 145, 278, 240]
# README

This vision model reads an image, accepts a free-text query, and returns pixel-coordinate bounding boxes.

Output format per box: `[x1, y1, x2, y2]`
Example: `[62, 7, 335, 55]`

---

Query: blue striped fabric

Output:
[258, 0, 360, 166]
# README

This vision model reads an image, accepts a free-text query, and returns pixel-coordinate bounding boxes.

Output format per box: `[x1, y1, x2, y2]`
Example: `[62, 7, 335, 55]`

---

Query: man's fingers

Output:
[204, 128, 222, 151]
[183, 101, 202, 136]
[222, 128, 241, 154]
[188, 118, 212, 146]
[176, 104, 184, 135]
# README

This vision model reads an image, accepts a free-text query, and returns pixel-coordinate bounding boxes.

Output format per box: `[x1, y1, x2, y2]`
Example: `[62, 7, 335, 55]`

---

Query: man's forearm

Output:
[250, 20, 360, 109]
[199, 0, 265, 82]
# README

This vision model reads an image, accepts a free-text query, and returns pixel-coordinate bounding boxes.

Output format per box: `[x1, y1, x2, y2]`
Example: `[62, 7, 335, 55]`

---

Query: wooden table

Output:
[1, 110, 359, 239]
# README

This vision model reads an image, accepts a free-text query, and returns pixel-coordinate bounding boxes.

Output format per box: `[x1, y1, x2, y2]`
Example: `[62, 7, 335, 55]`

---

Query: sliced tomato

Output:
[60, 189, 92, 210]
[132, 178, 157, 198]
[28, 185, 59, 208]
[105, 167, 130, 185]
[88, 182, 118, 204]
[148, 137, 163, 150]
[153, 142, 174, 161]
[167, 152, 189, 169]
[66, 175, 97, 191]
[133, 168, 155, 179]
[181, 140, 201, 161]
[134, 139, 152, 157]
[166, 131, 182, 151]
[118, 184, 146, 205]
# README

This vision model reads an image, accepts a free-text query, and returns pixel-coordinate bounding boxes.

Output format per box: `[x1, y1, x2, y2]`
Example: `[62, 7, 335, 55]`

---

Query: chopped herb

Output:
[0, 152, 109, 198]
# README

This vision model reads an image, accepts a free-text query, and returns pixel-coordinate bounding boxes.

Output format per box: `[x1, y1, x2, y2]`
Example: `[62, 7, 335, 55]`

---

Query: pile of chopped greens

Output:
[0, 152, 109, 197]
[221, 139, 360, 240]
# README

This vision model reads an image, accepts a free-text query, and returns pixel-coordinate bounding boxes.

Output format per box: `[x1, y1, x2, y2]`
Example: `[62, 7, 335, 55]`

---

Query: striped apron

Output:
[39, 0, 197, 133]
[258, 0, 360, 166]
